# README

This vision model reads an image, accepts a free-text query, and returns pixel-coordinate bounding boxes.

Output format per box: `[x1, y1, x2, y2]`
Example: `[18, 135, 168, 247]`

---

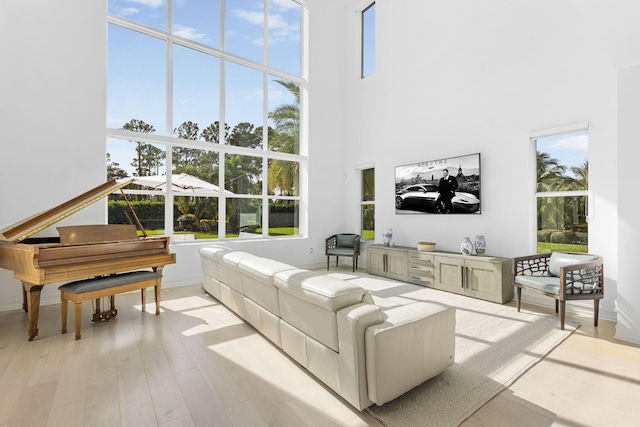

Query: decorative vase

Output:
[475, 235, 486, 256]
[460, 237, 473, 255]
[383, 228, 393, 247]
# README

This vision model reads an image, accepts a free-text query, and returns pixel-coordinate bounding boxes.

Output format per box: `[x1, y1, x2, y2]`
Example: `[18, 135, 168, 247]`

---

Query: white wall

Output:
[342, 0, 623, 331]
[616, 65, 640, 343]
[0, 0, 108, 308]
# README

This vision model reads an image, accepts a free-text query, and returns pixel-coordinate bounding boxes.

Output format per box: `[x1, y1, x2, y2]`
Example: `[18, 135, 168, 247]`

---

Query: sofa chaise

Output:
[199, 245, 456, 410]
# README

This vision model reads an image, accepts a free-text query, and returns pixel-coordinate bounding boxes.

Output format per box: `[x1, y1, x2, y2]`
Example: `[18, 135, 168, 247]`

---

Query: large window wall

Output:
[106, 0, 306, 241]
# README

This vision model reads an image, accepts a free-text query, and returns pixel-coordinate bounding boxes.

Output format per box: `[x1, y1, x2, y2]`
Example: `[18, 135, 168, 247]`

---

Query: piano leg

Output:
[22, 281, 44, 341]
[153, 266, 163, 315]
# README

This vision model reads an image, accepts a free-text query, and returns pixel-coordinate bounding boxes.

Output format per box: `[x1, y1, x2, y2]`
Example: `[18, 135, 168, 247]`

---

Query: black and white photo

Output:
[395, 153, 481, 214]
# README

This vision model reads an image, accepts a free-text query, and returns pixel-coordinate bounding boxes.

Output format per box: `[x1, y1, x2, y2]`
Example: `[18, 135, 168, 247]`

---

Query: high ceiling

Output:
[569, 0, 640, 70]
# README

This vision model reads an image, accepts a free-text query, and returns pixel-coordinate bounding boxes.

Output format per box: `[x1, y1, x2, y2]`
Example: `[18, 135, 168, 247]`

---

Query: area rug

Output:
[326, 271, 579, 427]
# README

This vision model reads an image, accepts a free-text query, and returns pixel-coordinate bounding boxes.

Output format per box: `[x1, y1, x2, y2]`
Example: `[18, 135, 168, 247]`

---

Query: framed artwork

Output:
[395, 153, 481, 214]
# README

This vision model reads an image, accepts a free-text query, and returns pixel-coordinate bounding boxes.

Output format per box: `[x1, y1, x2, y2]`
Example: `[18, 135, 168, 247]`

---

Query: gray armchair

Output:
[513, 252, 604, 330]
[325, 234, 361, 272]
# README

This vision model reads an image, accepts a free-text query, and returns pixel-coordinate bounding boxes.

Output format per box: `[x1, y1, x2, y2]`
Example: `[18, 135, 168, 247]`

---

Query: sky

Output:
[106, 0, 301, 176]
[536, 130, 589, 179]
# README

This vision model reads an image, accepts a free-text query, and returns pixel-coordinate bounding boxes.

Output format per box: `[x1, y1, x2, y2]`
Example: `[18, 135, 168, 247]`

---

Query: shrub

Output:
[537, 229, 556, 242]
[550, 231, 578, 244]
[178, 214, 196, 230]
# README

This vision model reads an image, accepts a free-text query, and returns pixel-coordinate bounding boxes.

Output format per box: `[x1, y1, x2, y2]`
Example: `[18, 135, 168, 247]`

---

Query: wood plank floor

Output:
[0, 279, 638, 426]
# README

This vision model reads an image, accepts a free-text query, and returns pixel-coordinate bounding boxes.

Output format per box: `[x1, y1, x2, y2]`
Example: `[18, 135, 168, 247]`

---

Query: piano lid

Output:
[0, 179, 134, 244]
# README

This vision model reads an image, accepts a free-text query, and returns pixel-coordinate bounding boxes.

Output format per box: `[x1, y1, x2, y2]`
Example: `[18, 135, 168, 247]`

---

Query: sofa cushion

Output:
[514, 275, 560, 294]
[211, 250, 258, 293]
[515, 274, 598, 294]
[237, 257, 297, 316]
[336, 234, 357, 247]
[200, 245, 231, 260]
[274, 270, 368, 351]
[548, 252, 596, 277]
[238, 257, 297, 285]
[215, 250, 257, 268]
[273, 269, 366, 311]
[200, 246, 233, 280]
[327, 247, 358, 256]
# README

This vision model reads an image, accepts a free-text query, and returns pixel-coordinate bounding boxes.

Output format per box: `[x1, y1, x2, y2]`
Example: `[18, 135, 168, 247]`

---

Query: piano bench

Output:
[59, 271, 163, 340]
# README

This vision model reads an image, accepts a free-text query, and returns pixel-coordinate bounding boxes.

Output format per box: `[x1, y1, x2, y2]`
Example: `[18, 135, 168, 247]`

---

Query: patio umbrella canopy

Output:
[119, 173, 234, 196]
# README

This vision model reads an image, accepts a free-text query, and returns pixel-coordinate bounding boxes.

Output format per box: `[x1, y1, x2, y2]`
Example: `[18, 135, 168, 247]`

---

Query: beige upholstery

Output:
[274, 269, 367, 351]
[238, 257, 295, 315]
[200, 245, 456, 410]
[365, 302, 456, 405]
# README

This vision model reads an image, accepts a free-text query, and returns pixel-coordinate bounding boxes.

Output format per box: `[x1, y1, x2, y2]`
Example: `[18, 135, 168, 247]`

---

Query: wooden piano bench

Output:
[59, 270, 163, 340]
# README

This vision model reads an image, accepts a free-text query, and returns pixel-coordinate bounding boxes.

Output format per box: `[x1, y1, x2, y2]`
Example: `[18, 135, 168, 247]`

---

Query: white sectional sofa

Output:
[200, 245, 456, 410]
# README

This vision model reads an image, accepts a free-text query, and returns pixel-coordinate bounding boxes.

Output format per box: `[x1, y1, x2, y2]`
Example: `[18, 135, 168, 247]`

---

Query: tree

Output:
[106, 153, 128, 181]
[268, 79, 300, 154]
[569, 161, 588, 190]
[139, 144, 165, 175]
[201, 121, 229, 144]
[267, 79, 300, 195]
[121, 119, 163, 177]
[536, 151, 566, 192]
[227, 122, 262, 149]
[537, 152, 589, 234]
[173, 121, 200, 169]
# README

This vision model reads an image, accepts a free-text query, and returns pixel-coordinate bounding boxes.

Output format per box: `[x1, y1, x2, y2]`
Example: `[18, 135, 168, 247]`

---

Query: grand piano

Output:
[0, 179, 177, 340]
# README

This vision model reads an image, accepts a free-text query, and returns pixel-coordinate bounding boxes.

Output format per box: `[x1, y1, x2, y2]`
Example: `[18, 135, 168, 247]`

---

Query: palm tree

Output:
[268, 79, 300, 154]
[569, 160, 588, 190]
[536, 151, 566, 192]
[268, 80, 300, 196]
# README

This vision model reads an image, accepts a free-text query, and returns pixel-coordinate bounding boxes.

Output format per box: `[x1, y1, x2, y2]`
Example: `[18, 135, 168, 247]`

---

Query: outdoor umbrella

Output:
[118, 173, 234, 195]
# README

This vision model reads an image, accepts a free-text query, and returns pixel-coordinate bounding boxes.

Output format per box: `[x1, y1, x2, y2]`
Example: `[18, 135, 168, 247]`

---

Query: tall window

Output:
[106, 0, 305, 241]
[533, 126, 589, 253]
[361, 2, 375, 78]
[361, 168, 375, 240]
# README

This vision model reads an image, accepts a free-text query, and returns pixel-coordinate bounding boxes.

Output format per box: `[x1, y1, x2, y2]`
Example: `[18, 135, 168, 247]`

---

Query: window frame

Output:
[361, 1, 376, 79]
[359, 166, 375, 241]
[530, 122, 590, 253]
[106, 1, 307, 242]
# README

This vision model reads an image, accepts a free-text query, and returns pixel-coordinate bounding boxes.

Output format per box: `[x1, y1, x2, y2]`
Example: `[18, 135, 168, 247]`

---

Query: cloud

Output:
[173, 24, 207, 41]
[126, 0, 164, 8]
[551, 134, 588, 151]
[269, 14, 300, 44]
[232, 9, 264, 26]
[270, 0, 300, 11]
[230, 5, 299, 46]
[119, 7, 140, 17]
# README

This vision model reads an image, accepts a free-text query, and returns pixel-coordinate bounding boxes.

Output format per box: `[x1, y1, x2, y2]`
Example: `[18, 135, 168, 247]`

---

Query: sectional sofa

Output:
[199, 245, 456, 410]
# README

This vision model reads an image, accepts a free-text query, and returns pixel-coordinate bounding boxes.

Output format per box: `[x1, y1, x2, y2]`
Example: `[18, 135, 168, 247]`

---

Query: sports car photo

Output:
[395, 184, 480, 214]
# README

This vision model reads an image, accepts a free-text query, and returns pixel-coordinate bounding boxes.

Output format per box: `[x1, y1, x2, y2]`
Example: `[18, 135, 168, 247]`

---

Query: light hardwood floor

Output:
[0, 277, 638, 427]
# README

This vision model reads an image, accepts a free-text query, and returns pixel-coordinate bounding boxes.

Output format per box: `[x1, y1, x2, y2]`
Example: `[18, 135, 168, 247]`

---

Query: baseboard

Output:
[613, 325, 640, 345]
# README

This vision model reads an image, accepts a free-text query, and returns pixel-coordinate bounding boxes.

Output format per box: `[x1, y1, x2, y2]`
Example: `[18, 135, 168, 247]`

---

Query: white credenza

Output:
[366, 245, 513, 304]
[367, 245, 408, 281]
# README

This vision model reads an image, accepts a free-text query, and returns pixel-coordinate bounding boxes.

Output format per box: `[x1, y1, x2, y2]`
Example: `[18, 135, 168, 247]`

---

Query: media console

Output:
[367, 244, 513, 304]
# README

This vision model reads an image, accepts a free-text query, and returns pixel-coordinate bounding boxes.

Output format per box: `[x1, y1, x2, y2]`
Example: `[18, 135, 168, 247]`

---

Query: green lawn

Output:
[537, 242, 588, 253]
[141, 228, 299, 239]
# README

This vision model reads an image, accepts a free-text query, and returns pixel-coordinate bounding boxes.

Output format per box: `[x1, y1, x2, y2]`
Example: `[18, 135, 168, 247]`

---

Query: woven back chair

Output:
[325, 234, 361, 272]
[513, 252, 604, 330]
